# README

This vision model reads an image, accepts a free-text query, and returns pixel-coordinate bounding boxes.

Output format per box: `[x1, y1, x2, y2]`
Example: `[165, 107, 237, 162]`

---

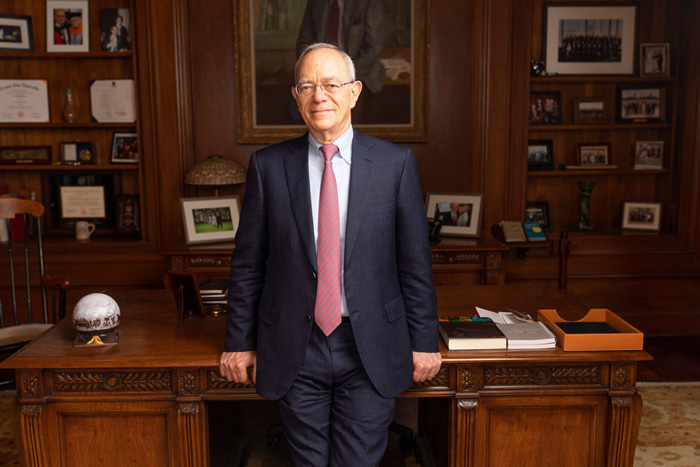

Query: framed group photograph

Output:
[634, 141, 664, 170]
[46, 1, 89, 53]
[0, 146, 51, 165]
[527, 140, 555, 171]
[529, 91, 562, 125]
[640, 43, 670, 77]
[425, 192, 484, 238]
[0, 14, 34, 52]
[622, 202, 661, 231]
[617, 84, 666, 123]
[180, 196, 241, 245]
[573, 97, 610, 124]
[111, 132, 138, 163]
[99, 8, 132, 52]
[542, 3, 637, 75]
[60, 141, 95, 164]
[577, 143, 611, 167]
[525, 201, 550, 229]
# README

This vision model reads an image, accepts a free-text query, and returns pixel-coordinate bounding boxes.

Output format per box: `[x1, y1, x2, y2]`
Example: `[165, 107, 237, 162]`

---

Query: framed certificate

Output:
[0, 79, 50, 123]
[90, 79, 136, 122]
[60, 186, 106, 219]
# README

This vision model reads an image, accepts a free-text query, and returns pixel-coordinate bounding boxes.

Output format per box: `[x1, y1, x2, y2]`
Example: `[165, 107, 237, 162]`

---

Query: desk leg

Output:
[454, 398, 478, 467]
[13, 370, 48, 466]
[606, 392, 642, 467]
[178, 400, 208, 466]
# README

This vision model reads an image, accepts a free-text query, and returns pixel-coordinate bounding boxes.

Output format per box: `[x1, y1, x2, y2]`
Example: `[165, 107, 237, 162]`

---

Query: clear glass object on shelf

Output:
[63, 88, 78, 123]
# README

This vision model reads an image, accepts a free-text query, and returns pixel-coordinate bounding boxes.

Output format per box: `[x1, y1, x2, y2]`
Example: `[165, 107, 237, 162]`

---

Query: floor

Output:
[636, 335, 700, 381]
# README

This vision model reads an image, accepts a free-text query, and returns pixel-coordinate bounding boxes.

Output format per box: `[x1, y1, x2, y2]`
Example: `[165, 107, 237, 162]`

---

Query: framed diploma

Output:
[46, 0, 89, 53]
[43, 172, 118, 234]
[0, 14, 35, 52]
[90, 79, 136, 122]
[0, 79, 50, 123]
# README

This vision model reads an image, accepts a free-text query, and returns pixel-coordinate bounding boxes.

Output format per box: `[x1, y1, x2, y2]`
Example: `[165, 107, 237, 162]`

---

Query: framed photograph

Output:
[0, 14, 34, 52]
[529, 91, 562, 125]
[0, 146, 51, 165]
[617, 84, 666, 123]
[525, 201, 550, 229]
[573, 97, 610, 124]
[46, 1, 89, 53]
[233, 0, 430, 143]
[0, 79, 50, 123]
[115, 194, 140, 238]
[111, 132, 138, 163]
[634, 141, 664, 170]
[42, 172, 118, 233]
[640, 43, 670, 77]
[577, 143, 610, 166]
[542, 4, 637, 75]
[425, 192, 484, 238]
[167, 271, 205, 319]
[99, 8, 132, 52]
[180, 196, 241, 245]
[527, 140, 555, 171]
[622, 202, 661, 231]
[60, 141, 95, 164]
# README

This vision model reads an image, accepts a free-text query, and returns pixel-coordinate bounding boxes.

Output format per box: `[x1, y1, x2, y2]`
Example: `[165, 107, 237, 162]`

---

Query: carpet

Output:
[1, 384, 699, 466]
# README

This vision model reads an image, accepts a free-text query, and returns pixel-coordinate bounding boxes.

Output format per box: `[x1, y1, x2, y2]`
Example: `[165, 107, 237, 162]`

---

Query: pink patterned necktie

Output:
[315, 144, 342, 336]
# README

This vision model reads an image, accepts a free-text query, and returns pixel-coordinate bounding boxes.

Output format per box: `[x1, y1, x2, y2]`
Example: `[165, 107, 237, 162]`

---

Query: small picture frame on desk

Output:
[0, 146, 51, 165]
[622, 202, 662, 232]
[527, 140, 554, 171]
[0, 14, 34, 52]
[525, 201, 550, 229]
[111, 132, 138, 163]
[640, 43, 670, 77]
[46, 1, 89, 53]
[425, 192, 483, 238]
[180, 196, 241, 245]
[167, 271, 205, 320]
[60, 141, 95, 164]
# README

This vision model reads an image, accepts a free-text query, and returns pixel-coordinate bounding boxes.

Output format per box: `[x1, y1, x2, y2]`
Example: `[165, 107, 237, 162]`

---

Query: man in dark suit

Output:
[219, 43, 441, 466]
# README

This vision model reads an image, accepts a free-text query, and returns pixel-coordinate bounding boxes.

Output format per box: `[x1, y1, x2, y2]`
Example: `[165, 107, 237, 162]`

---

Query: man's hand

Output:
[412, 351, 442, 382]
[219, 351, 257, 384]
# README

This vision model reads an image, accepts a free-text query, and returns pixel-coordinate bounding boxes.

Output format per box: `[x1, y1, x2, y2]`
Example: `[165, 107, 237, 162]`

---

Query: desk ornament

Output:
[72, 292, 121, 346]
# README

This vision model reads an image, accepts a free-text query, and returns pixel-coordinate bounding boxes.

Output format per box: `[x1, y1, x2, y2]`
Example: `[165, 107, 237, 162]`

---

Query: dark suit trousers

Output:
[277, 320, 395, 466]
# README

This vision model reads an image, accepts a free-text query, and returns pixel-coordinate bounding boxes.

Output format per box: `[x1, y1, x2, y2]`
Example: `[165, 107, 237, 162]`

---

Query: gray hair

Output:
[294, 43, 356, 82]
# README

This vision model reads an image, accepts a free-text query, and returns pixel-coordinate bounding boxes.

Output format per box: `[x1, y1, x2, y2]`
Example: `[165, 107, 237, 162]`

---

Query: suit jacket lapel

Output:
[284, 135, 317, 270]
[345, 134, 375, 264]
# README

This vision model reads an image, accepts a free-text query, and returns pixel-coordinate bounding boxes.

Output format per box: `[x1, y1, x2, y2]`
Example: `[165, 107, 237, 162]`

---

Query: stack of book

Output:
[438, 316, 508, 350]
[198, 278, 228, 307]
[476, 307, 557, 349]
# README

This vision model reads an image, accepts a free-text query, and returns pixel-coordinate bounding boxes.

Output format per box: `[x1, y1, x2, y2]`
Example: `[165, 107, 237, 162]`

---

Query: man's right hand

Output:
[219, 351, 257, 384]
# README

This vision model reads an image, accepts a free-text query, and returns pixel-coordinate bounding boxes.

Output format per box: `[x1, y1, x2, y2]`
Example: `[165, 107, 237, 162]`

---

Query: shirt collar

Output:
[308, 127, 353, 165]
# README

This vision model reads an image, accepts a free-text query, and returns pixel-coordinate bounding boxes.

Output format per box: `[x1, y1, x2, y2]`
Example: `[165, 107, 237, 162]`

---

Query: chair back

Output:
[0, 197, 70, 330]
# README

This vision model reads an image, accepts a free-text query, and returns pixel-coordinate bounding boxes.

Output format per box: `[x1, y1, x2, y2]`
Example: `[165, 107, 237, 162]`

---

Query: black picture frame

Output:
[616, 84, 666, 123]
[529, 91, 562, 125]
[0, 146, 51, 165]
[0, 14, 34, 52]
[525, 201, 551, 229]
[59, 141, 95, 164]
[527, 140, 555, 171]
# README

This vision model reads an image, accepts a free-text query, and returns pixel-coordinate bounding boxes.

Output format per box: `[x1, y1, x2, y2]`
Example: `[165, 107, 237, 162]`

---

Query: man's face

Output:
[54, 10, 67, 26]
[291, 48, 362, 143]
[450, 203, 459, 212]
[70, 16, 81, 28]
[457, 205, 467, 215]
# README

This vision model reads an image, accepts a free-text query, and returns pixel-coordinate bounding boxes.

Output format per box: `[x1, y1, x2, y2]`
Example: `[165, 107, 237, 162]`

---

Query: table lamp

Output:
[185, 155, 246, 196]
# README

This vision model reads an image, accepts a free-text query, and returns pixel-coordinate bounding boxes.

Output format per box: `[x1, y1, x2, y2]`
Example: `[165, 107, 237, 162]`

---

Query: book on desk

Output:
[438, 317, 508, 350]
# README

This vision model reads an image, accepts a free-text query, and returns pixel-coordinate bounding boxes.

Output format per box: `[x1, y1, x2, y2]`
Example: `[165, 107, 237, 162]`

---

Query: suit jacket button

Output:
[305, 315, 312, 322]
[312, 271, 317, 279]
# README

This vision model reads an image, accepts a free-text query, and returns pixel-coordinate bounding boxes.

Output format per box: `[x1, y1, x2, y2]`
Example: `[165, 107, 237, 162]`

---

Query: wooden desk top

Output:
[1, 286, 651, 371]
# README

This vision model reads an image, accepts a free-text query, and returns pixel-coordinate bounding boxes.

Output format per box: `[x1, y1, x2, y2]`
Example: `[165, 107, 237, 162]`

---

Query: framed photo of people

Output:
[577, 143, 611, 167]
[180, 196, 241, 245]
[425, 192, 484, 238]
[525, 201, 550, 229]
[529, 91, 562, 125]
[616, 84, 666, 123]
[111, 132, 138, 164]
[622, 202, 661, 232]
[634, 141, 664, 170]
[542, 3, 637, 75]
[46, 1, 89, 52]
[0, 14, 34, 52]
[99, 8, 132, 52]
[527, 140, 554, 171]
[640, 43, 670, 77]
[573, 97, 610, 125]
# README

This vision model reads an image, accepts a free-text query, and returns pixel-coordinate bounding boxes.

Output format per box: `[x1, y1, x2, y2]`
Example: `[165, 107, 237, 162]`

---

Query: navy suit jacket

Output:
[225, 131, 438, 400]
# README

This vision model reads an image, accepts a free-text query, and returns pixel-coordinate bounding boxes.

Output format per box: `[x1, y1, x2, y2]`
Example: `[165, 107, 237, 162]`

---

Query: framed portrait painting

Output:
[180, 196, 241, 245]
[542, 3, 637, 75]
[622, 202, 661, 232]
[46, 1, 89, 52]
[233, 0, 429, 143]
[0, 14, 34, 52]
[425, 192, 484, 238]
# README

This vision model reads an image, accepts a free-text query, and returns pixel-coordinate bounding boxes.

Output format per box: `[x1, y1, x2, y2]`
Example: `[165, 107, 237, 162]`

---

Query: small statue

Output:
[530, 59, 547, 76]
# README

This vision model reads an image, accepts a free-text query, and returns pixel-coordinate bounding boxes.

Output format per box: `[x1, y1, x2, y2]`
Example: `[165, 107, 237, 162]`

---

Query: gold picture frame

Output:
[232, 0, 430, 144]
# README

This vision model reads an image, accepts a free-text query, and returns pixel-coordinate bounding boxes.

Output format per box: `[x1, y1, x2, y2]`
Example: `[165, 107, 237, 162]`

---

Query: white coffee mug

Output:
[75, 221, 96, 241]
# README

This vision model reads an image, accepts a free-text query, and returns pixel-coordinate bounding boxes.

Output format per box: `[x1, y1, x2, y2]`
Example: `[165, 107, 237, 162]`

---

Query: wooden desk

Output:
[165, 230, 508, 287]
[1, 286, 650, 467]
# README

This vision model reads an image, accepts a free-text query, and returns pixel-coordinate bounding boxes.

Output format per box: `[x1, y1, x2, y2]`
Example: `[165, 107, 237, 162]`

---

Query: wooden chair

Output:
[0, 197, 71, 385]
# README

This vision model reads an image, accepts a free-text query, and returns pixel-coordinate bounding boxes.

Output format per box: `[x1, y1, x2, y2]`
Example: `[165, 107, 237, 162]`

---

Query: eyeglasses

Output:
[294, 81, 354, 97]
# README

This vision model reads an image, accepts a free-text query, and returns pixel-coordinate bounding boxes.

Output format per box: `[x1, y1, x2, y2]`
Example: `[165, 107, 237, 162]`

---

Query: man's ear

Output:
[350, 81, 363, 108]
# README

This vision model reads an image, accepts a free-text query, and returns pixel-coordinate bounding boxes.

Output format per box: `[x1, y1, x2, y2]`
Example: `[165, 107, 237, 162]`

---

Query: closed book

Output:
[198, 278, 228, 295]
[439, 317, 507, 350]
[499, 220, 527, 242]
[523, 221, 547, 241]
[495, 321, 557, 349]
